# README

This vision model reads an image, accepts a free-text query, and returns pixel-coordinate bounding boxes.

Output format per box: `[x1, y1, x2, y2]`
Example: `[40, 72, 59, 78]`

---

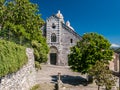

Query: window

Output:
[52, 23, 56, 29]
[51, 33, 56, 42]
[70, 39, 73, 43]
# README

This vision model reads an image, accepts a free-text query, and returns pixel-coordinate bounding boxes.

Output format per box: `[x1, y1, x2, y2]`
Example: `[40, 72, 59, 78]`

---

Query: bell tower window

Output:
[51, 33, 56, 42]
[52, 23, 56, 29]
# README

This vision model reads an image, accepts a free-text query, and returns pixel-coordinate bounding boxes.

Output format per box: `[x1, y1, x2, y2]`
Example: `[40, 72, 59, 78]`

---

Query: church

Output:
[41, 11, 82, 65]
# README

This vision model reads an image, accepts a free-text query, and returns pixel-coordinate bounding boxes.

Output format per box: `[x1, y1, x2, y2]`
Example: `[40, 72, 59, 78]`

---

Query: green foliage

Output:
[30, 84, 40, 90]
[32, 40, 49, 63]
[0, 0, 49, 63]
[89, 61, 116, 90]
[0, 40, 27, 77]
[35, 61, 41, 70]
[68, 33, 113, 74]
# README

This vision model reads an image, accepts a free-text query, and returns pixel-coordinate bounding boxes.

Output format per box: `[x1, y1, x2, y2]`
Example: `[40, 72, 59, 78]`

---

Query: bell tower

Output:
[46, 10, 64, 44]
[45, 10, 65, 65]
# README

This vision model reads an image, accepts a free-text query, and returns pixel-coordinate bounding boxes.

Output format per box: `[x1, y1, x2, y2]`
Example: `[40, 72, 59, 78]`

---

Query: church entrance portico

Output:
[49, 46, 58, 65]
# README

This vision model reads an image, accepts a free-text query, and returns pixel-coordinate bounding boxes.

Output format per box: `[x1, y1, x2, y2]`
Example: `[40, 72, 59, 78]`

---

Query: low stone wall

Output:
[0, 48, 36, 90]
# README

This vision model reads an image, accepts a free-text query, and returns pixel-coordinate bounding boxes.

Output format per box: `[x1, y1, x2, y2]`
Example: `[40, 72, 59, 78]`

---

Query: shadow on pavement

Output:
[112, 71, 120, 77]
[51, 75, 88, 86]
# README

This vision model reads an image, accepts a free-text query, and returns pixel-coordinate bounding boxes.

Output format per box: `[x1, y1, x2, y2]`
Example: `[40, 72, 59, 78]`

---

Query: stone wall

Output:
[60, 26, 81, 65]
[109, 53, 119, 72]
[0, 48, 36, 90]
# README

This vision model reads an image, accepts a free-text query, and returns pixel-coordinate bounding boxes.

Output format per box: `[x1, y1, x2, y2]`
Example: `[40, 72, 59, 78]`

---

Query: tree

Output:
[89, 61, 116, 90]
[0, 0, 49, 63]
[68, 33, 113, 74]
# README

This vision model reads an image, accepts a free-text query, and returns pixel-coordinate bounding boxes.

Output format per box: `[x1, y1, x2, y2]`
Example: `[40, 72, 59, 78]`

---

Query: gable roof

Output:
[62, 22, 82, 40]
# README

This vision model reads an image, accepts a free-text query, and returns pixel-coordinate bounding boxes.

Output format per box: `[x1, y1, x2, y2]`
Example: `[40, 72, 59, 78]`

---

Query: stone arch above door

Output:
[50, 46, 58, 53]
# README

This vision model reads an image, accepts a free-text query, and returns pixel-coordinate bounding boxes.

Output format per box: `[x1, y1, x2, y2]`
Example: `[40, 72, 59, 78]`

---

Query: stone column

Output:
[57, 72, 62, 90]
[47, 54, 50, 65]
[57, 52, 60, 65]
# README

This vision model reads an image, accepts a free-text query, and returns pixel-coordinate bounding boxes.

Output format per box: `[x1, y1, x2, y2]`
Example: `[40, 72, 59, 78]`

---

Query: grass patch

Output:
[0, 40, 27, 77]
[30, 84, 40, 90]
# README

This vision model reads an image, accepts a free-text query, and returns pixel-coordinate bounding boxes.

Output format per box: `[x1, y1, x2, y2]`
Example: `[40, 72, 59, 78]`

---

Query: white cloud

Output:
[111, 44, 120, 48]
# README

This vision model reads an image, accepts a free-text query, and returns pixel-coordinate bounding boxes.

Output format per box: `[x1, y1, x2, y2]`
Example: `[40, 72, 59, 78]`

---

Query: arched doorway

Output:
[50, 46, 58, 65]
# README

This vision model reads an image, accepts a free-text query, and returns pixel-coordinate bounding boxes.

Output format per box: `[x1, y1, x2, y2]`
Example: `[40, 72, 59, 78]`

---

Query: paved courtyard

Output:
[36, 64, 118, 90]
[36, 64, 101, 90]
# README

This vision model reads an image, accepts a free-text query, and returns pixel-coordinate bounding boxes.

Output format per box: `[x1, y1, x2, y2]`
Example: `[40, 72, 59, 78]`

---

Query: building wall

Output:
[109, 53, 119, 72]
[45, 13, 82, 65]
[60, 26, 81, 65]
[0, 48, 36, 90]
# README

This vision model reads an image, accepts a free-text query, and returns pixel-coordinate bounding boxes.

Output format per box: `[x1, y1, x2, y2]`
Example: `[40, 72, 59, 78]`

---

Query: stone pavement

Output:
[36, 64, 86, 83]
[36, 64, 109, 90]
[36, 64, 98, 90]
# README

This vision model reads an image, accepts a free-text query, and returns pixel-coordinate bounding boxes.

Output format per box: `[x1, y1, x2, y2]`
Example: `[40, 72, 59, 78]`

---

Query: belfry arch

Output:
[49, 46, 58, 65]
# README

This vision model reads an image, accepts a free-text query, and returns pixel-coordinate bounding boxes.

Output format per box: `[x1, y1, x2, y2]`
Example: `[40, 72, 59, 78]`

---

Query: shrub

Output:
[30, 84, 40, 90]
[0, 40, 27, 77]
[32, 40, 49, 63]
[35, 61, 41, 71]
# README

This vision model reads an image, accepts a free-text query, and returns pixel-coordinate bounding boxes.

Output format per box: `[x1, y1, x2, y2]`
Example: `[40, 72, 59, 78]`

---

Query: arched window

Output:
[51, 33, 56, 42]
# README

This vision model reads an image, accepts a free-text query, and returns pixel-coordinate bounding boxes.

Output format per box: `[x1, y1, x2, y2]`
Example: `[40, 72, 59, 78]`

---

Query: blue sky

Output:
[30, 0, 120, 46]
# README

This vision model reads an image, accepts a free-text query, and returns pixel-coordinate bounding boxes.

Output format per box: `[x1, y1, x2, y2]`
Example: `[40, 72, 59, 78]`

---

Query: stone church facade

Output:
[42, 11, 82, 65]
